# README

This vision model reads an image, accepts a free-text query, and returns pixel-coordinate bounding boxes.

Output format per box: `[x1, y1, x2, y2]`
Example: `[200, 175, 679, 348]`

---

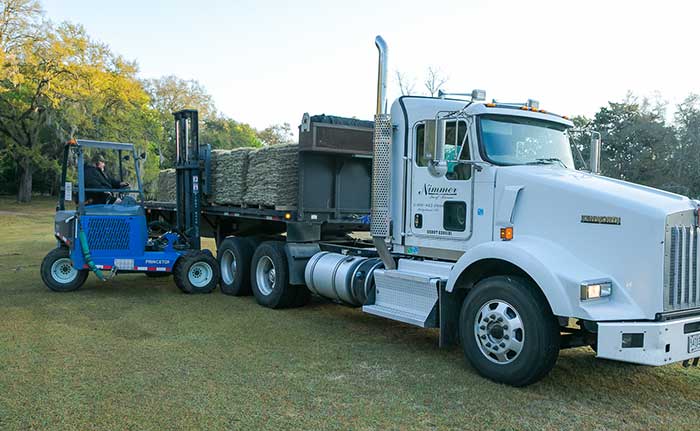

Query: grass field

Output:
[1, 197, 699, 430]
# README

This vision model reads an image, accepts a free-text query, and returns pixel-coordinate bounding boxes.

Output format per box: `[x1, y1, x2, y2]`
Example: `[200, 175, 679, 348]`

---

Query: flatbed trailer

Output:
[143, 114, 382, 299]
[144, 200, 371, 245]
[145, 113, 375, 245]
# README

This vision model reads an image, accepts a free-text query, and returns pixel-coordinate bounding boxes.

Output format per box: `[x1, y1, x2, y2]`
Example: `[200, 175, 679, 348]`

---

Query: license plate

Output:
[689, 333, 700, 354]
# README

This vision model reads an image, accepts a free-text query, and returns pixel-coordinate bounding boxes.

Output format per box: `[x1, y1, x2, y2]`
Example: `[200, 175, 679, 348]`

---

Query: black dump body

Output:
[145, 113, 374, 244]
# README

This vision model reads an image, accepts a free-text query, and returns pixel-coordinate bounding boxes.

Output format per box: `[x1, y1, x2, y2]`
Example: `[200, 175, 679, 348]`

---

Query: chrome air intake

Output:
[664, 212, 700, 312]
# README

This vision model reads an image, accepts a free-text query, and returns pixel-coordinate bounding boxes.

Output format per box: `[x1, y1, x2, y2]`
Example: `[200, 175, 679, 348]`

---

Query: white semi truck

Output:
[140, 36, 700, 386]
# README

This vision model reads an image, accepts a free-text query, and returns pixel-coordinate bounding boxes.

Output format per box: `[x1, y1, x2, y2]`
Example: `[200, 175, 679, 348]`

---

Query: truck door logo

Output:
[421, 184, 458, 197]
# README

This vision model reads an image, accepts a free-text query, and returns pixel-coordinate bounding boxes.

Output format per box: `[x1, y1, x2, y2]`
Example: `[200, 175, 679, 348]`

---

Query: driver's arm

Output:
[107, 176, 128, 189]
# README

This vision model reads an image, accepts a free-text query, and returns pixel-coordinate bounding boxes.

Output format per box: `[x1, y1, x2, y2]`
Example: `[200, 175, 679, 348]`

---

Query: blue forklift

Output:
[40, 110, 219, 293]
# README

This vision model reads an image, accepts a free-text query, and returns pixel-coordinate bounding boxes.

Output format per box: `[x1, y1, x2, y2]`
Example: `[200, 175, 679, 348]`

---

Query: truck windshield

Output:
[478, 114, 574, 168]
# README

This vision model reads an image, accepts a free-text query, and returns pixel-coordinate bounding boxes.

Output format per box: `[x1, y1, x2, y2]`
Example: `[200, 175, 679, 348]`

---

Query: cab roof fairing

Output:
[390, 96, 574, 128]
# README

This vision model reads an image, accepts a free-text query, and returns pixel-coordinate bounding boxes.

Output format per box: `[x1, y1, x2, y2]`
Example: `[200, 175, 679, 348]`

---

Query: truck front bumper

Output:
[596, 314, 700, 366]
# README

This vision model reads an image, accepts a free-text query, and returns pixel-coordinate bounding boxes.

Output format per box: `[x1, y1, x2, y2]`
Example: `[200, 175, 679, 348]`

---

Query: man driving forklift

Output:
[84, 153, 129, 204]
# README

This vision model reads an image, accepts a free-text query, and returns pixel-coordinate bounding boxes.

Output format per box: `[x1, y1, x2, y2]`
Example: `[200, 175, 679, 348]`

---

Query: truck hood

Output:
[494, 165, 696, 320]
[498, 165, 694, 218]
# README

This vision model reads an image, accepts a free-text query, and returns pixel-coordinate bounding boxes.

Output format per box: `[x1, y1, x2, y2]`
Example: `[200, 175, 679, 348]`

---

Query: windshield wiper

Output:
[527, 158, 567, 168]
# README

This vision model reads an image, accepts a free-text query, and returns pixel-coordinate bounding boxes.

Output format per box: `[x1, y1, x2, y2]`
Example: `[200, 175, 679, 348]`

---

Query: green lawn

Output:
[1, 197, 699, 430]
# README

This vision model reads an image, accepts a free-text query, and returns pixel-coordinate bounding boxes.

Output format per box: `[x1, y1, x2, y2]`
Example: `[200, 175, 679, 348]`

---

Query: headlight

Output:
[580, 280, 612, 301]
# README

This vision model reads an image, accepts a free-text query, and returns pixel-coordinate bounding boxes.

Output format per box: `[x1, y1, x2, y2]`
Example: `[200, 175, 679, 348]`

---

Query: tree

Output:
[670, 94, 700, 197]
[143, 75, 217, 166]
[0, 9, 78, 202]
[257, 123, 294, 146]
[0, 2, 160, 202]
[201, 116, 261, 149]
[0, 0, 42, 52]
[591, 94, 676, 190]
[395, 70, 415, 96]
[424, 66, 448, 97]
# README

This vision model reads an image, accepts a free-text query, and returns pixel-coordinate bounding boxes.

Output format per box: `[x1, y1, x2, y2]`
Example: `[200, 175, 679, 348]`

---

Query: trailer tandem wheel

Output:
[251, 241, 308, 309]
[218, 237, 255, 296]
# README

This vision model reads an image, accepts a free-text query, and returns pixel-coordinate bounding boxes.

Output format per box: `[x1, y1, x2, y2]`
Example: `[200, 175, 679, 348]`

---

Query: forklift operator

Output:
[84, 154, 129, 205]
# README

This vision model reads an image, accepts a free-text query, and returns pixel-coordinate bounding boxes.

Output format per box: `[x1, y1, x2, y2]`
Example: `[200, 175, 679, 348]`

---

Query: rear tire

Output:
[40, 248, 88, 292]
[250, 241, 304, 309]
[218, 237, 255, 296]
[174, 251, 219, 294]
[459, 275, 560, 387]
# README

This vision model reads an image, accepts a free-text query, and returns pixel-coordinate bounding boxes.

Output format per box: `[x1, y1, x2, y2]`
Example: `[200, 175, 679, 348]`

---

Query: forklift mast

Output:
[174, 109, 202, 250]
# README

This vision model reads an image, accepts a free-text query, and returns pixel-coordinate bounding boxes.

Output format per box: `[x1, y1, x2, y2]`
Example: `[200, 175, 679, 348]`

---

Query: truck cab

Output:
[362, 91, 700, 385]
[389, 97, 576, 259]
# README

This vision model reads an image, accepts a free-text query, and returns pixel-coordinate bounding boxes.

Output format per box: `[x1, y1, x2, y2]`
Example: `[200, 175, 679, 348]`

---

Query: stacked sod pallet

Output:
[209, 148, 252, 205]
[156, 144, 299, 208]
[244, 144, 298, 208]
[156, 169, 176, 202]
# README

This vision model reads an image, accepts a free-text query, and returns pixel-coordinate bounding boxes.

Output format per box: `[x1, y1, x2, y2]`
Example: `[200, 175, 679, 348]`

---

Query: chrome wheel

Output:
[220, 249, 237, 285]
[188, 262, 214, 288]
[255, 256, 275, 296]
[50, 258, 78, 284]
[474, 300, 524, 364]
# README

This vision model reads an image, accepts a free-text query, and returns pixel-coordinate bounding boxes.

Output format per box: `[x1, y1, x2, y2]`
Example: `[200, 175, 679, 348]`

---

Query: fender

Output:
[446, 235, 646, 321]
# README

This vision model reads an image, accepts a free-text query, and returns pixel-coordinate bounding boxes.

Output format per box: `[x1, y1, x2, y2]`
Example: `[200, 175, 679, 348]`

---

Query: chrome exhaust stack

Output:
[375, 36, 388, 115]
[370, 35, 396, 270]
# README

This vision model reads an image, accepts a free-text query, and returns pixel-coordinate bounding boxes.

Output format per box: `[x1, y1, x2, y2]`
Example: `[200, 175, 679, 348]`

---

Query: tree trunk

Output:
[17, 158, 33, 203]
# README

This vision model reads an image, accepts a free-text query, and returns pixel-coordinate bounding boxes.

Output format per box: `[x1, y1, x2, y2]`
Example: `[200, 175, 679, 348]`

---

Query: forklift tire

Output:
[173, 251, 219, 294]
[459, 275, 560, 387]
[40, 247, 88, 292]
[218, 237, 255, 296]
[250, 241, 301, 309]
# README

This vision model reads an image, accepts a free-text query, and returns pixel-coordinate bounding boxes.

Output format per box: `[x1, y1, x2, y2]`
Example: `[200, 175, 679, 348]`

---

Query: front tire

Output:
[459, 276, 560, 387]
[174, 251, 219, 294]
[40, 248, 88, 292]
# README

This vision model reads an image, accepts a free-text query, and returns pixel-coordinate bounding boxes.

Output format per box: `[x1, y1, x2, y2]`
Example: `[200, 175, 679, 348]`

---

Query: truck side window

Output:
[444, 200, 467, 231]
[446, 120, 471, 180]
[415, 124, 428, 167]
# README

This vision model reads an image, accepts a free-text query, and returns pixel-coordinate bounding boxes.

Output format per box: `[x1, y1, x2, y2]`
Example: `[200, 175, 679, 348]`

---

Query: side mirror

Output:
[123, 155, 130, 161]
[589, 131, 601, 174]
[140, 152, 147, 160]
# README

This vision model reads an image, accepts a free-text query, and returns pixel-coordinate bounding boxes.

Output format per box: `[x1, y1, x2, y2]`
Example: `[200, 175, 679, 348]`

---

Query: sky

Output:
[42, 0, 700, 131]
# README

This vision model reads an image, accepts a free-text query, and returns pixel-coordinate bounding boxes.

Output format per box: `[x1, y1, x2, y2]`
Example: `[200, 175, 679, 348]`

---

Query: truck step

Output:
[362, 269, 440, 328]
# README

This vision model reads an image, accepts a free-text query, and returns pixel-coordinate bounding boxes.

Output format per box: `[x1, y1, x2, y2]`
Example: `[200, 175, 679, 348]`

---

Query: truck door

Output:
[405, 118, 473, 251]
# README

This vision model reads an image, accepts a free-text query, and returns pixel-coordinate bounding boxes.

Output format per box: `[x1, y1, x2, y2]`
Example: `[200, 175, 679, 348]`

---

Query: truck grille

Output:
[665, 225, 700, 311]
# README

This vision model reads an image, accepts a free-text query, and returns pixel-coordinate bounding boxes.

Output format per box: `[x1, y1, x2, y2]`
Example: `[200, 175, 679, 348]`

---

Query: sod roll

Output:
[244, 144, 298, 207]
[156, 169, 176, 202]
[209, 148, 252, 205]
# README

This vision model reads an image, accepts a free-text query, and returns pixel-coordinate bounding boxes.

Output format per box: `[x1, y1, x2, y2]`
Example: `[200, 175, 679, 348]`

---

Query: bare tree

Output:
[424, 66, 448, 97]
[395, 70, 416, 96]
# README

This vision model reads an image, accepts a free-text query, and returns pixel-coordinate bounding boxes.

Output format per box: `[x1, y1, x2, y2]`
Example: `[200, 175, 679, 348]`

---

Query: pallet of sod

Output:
[244, 144, 298, 208]
[210, 148, 253, 206]
[156, 169, 176, 202]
